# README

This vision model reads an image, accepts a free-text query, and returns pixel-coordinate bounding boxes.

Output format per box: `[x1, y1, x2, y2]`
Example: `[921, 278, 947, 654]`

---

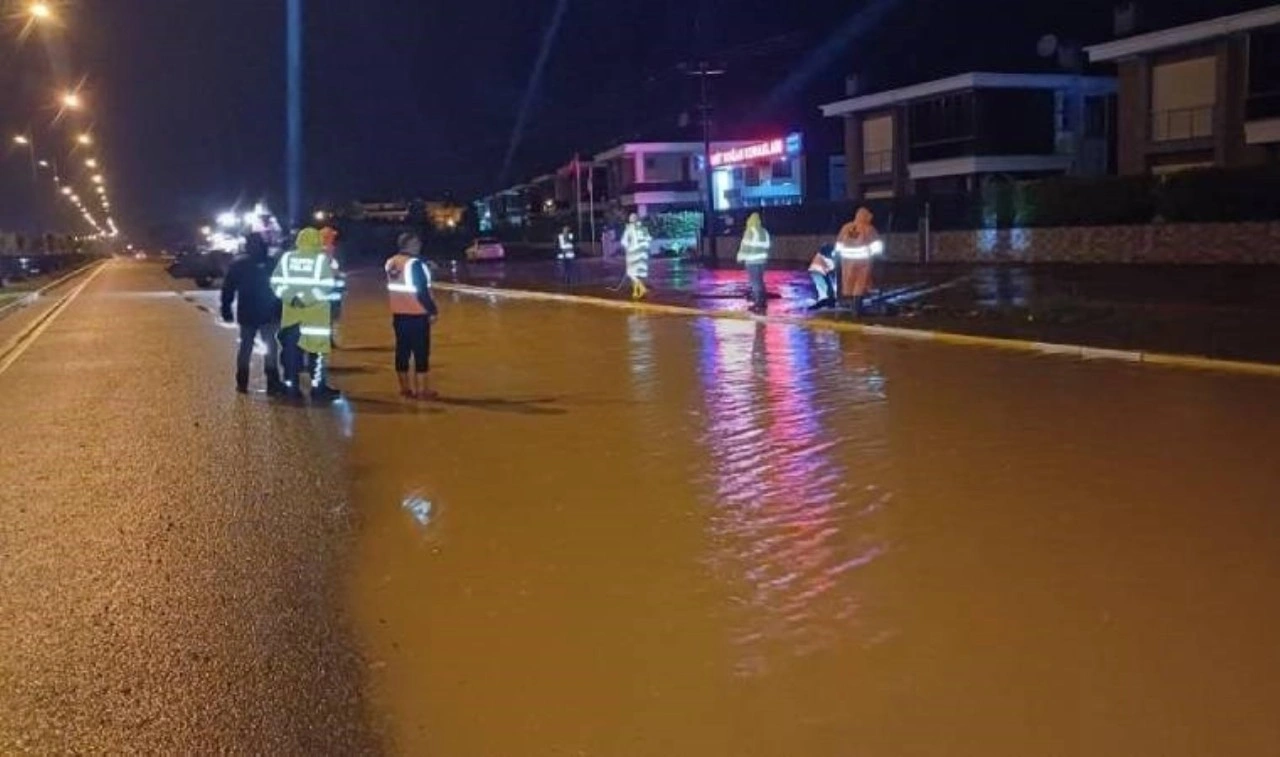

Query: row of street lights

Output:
[7, 2, 119, 240]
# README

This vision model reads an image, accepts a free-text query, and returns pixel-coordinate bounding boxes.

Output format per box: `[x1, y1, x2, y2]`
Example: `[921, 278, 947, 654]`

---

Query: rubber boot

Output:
[311, 385, 342, 402]
[235, 368, 249, 394]
[310, 355, 341, 402]
[265, 369, 285, 396]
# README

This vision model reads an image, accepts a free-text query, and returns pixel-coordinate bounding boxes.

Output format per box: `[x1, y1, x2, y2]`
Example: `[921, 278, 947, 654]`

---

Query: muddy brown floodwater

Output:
[334, 284, 1280, 756]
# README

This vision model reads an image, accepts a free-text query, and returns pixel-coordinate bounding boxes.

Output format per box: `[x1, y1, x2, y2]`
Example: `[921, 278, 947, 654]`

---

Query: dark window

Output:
[909, 93, 976, 148]
[745, 166, 761, 186]
[644, 157, 658, 170]
[1248, 27, 1280, 120]
[975, 89, 1055, 155]
[771, 160, 792, 180]
[1085, 96, 1107, 139]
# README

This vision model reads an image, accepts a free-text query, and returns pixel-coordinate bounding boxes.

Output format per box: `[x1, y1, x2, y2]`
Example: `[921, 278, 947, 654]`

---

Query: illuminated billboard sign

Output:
[709, 133, 803, 168]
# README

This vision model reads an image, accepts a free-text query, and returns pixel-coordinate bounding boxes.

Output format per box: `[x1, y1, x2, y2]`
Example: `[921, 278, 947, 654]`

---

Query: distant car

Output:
[465, 237, 505, 261]
[134, 250, 148, 260]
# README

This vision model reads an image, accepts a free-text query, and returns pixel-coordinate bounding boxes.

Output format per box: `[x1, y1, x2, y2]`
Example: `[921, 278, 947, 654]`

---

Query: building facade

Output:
[1086, 5, 1280, 174]
[820, 72, 1117, 199]
[589, 136, 807, 216]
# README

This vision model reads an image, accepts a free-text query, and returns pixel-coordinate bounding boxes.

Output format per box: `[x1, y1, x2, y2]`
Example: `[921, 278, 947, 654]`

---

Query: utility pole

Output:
[684, 61, 725, 268]
[286, 0, 303, 228]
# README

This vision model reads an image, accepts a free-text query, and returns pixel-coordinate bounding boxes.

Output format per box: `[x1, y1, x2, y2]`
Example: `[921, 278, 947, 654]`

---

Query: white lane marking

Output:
[0, 261, 110, 377]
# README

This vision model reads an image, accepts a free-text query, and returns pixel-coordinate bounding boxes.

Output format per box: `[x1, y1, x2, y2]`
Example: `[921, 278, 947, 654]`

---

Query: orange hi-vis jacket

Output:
[385, 254, 433, 316]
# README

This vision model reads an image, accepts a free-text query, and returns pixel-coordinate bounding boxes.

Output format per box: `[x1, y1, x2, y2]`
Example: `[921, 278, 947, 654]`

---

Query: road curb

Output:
[434, 281, 1280, 379]
[0, 261, 109, 375]
[0, 258, 105, 320]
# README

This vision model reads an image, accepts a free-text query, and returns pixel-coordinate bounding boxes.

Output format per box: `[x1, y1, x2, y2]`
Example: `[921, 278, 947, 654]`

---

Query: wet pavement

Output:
[4, 259, 1280, 754]
[0, 261, 376, 753]
[435, 257, 1280, 362]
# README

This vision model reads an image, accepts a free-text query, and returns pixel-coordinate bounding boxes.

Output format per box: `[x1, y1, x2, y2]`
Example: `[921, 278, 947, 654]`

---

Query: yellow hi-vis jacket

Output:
[272, 246, 341, 355]
[736, 225, 771, 265]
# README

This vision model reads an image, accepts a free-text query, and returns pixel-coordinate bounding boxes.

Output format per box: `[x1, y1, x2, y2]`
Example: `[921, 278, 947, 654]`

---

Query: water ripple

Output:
[693, 318, 893, 675]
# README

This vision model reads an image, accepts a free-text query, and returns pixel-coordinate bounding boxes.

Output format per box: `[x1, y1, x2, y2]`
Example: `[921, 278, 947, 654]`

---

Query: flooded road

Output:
[335, 284, 1280, 756]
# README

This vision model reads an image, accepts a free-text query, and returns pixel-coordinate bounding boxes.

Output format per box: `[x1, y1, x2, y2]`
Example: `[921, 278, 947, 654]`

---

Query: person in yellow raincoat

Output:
[272, 227, 342, 400]
[736, 212, 771, 312]
[621, 213, 651, 300]
[834, 206, 883, 314]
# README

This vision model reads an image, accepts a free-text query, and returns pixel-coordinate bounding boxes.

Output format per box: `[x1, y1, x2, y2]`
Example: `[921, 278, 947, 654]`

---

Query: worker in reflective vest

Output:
[834, 207, 884, 314]
[557, 225, 576, 288]
[621, 213, 651, 300]
[736, 212, 771, 312]
[385, 231, 439, 400]
[557, 226, 576, 260]
[271, 227, 342, 400]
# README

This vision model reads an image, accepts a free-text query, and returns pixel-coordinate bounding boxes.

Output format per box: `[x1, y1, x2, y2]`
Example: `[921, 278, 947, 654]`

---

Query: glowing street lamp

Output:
[77, 133, 93, 146]
[13, 134, 30, 145]
[313, 210, 326, 222]
[85, 158, 97, 168]
[29, 2, 52, 21]
[62, 92, 82, 110]
[60, 186, 72, 196]
[92, 174, 103, 184]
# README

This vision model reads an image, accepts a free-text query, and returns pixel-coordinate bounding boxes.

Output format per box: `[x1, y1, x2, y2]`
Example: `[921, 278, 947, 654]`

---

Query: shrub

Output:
[1013, 175, 1155, 227]
[1156, 166, 1280, 222]
[645, 211, 703, 239]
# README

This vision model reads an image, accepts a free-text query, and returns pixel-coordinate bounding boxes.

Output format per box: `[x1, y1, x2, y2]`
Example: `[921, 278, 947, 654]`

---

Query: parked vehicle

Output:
[167, 249, 232, 288]
[465, 237, 505, 261]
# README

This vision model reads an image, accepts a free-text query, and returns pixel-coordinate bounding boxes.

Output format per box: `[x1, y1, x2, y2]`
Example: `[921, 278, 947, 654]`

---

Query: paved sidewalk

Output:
[432, 257, 1280, 364]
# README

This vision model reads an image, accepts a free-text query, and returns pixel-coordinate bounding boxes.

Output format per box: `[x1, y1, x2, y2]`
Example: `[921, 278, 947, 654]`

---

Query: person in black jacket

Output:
[221, 233, 284, 394]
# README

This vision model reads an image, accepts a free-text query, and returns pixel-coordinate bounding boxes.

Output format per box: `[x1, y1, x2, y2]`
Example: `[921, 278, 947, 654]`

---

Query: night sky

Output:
[0, 0, 1269, 238]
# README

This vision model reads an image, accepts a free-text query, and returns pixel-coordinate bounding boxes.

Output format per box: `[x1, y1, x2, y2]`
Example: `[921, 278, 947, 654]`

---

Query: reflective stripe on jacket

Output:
[622, 223, 651, 278]
[385, 254, 431, 316]
[737, 226, 771, 264]
[272, 250, 339, 352]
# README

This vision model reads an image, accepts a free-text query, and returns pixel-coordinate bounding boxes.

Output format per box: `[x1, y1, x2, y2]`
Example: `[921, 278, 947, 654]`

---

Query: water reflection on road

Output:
[694, 318, 890, 677]
[337, 287, 1280, 756]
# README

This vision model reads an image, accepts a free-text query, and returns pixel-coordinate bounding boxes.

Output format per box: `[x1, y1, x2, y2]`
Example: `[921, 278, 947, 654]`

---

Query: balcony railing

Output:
[1151, 106, 1214, 142]
[862, 150, 894, 175]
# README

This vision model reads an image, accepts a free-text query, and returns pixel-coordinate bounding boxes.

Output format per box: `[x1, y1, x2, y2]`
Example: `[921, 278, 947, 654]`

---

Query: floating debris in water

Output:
[402, 494, 433, 526]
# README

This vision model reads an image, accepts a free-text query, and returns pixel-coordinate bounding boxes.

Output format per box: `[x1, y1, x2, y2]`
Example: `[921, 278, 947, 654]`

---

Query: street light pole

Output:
[286, 0, 303, 228]
[685, 61, 725, 268]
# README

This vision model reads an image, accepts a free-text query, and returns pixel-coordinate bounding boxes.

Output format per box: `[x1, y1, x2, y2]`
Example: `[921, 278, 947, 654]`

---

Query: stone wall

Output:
[768, 222, 1280, 265]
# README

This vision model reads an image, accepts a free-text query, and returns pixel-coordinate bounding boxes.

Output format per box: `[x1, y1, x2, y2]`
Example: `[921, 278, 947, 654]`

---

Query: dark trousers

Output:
[746, 263, 766, 308]
[237, 321, 280, 379]
[393, 314, 431, 373]
[279, 323, 330, 388]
